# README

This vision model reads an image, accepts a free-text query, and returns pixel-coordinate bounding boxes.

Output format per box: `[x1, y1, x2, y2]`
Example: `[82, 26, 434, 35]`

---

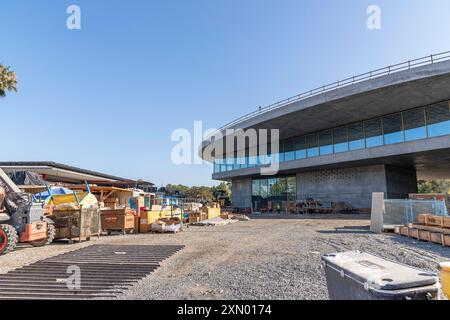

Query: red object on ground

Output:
[0, 229, 7, 252]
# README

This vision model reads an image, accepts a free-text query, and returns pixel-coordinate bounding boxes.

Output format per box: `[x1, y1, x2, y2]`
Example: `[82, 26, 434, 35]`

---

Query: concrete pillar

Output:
[370, 192, 385, 233]
[231, 177, 252, 209]
[385, 165, 418, 199]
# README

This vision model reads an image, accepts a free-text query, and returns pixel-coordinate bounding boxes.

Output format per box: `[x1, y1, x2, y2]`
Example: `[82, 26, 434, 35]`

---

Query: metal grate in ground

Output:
[0, 244, 184, 300]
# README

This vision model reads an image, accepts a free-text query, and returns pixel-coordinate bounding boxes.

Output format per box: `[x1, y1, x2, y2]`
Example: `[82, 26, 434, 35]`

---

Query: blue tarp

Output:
[34, 187, 74, 201]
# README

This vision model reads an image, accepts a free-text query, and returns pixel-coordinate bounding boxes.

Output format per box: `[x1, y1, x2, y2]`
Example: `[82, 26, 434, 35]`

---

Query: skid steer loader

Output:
[0, 168, 55, 255]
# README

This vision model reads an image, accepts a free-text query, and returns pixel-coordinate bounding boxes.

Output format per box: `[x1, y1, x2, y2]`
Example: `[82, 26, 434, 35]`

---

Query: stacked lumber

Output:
[395, 214, 450, 247]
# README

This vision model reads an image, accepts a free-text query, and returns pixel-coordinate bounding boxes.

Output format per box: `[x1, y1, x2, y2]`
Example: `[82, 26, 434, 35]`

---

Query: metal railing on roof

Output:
[217, 51, 450, 131]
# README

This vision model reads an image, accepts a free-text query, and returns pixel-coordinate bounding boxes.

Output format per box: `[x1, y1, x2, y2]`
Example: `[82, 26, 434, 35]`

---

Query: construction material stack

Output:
[46, 191, 101, 243]
[188, 203, 221, 223]
[395, 214, 450, 247]
[140, 207, 162, 233]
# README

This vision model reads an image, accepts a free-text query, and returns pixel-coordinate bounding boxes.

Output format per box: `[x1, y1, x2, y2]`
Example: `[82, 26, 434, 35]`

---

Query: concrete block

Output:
[371, 192, 385, 234]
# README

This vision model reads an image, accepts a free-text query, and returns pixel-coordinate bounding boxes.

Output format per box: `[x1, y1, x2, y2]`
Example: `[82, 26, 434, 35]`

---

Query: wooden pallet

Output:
[417, 214, 450, 229]
[395, 225, 450, 247]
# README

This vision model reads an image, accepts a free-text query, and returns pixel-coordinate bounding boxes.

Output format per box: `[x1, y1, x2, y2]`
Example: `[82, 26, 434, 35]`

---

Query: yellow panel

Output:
[49, 192, 98, 208]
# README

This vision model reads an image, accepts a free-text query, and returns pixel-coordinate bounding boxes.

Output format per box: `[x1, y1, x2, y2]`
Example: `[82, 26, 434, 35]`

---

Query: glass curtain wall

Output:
[214, 100, 450, 173]
[251, 176, 296, 214]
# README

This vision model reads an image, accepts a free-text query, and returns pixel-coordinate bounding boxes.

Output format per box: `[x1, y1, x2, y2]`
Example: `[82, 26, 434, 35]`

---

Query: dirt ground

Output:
[0, 215, 449, 300]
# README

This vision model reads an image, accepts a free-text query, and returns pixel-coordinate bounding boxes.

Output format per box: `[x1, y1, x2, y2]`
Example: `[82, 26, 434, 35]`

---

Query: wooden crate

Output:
[134, 215, 140, 233]
[444, 217, 450, 229]
[52, 206, 101, 242]
[426, 215, 444, 227]
[400, 226, 409, 236]
[397, 226, 450, 247]
[395, 226, 410, 236]
[189, 212, 207, 223]
[202, 207, 221, 220]
[444, 235, 450, 247]
[409, 224, 450, 235]
[430, 232, 444, 245]
[418, 230, 432, 242]
[101, 209, 136, 234]
[408, 228, 419, 239]
[417, 214, 450, 229]
[417, 214, 432, 225]
[140, 210, 161, 233]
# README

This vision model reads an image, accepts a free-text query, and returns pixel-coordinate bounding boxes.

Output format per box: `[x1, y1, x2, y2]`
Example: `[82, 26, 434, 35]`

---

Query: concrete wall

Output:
[296, 165, 418, 210]
[231, 177, 252, 208]
[296, 165, 387, 209]
[385, 165, 418, 199]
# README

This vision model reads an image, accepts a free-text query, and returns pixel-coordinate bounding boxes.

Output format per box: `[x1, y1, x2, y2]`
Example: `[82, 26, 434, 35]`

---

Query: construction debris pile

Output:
[0, 169, 246, 256]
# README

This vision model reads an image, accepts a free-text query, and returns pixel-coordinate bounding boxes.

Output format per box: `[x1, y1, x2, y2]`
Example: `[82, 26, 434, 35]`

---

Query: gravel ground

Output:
[1, 215, 449, 300]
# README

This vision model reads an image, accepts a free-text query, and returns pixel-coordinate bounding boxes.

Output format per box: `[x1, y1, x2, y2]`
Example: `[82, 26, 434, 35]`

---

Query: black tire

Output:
[30, 223, 56, 247]
[0, 224, 18, 255]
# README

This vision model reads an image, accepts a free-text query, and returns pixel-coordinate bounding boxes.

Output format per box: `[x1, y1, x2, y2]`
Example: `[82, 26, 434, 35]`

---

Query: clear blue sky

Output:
[1, 0, 450, 186]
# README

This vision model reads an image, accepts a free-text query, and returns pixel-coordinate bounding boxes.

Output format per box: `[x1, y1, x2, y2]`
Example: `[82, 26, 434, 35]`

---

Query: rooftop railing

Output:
[217, 51, 450, 132]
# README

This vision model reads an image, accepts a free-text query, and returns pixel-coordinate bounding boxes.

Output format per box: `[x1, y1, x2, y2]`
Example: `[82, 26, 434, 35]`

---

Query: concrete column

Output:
[385, 165, 418, 199]
[370, 192, 385, 233]
[231, 177, 252, 209]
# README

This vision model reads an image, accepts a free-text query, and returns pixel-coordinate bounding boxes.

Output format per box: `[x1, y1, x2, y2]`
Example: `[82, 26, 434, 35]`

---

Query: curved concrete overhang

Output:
[201, 59, 450, 161]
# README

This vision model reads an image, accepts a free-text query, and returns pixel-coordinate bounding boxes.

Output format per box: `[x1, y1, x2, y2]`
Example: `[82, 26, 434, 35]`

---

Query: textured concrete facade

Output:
[296, 165, 385, 209]
[296, 165, 417, 209]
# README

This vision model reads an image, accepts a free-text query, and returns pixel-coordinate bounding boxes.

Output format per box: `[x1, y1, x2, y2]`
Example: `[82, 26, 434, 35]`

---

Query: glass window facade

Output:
[319, 130, 333, 156]
[251, 176, 296, 213]
[364, 118, 383, 148]
[295, 136, 307, 159]
[213, 100, 450, 173]
[284, 140, 295, 162]
[333, 127, 348, 153]
[348, 122, 365, 151]
[403, 108, 427, 141]
[306, 133, 319, 158]
[426, 102, 450, 138]
[383, 113, 404, 145]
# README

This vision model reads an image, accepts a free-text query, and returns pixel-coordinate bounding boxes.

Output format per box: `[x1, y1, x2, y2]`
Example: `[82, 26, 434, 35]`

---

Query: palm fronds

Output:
[0, 64, 18, 97]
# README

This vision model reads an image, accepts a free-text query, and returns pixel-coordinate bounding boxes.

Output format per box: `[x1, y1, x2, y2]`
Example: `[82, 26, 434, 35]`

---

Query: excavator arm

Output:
[0, 168, 21, 221]
[0, 167, 22, 194]
[0, 167, 26, 220]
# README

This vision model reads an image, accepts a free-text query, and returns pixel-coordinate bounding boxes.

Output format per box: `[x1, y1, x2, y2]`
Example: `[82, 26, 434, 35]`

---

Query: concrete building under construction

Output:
[201, 53, 450, 212]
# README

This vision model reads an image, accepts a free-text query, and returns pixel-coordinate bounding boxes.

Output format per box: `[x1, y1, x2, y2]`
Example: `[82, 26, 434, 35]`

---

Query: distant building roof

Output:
[0, 161, 152, 185]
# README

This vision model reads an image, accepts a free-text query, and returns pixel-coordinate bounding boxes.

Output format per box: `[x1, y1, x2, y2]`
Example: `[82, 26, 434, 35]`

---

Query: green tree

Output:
[418, 180, 450, 194]
[165, 184, 214, 201]
[186, 186, 213, 200]
[0, 64, 18, 97]
[212, 182, 232, 198]
[166, 184, 189, 193]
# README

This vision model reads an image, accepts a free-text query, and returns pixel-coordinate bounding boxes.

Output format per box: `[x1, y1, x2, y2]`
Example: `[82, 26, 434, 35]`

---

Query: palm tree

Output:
[0, 64, 18, 97]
